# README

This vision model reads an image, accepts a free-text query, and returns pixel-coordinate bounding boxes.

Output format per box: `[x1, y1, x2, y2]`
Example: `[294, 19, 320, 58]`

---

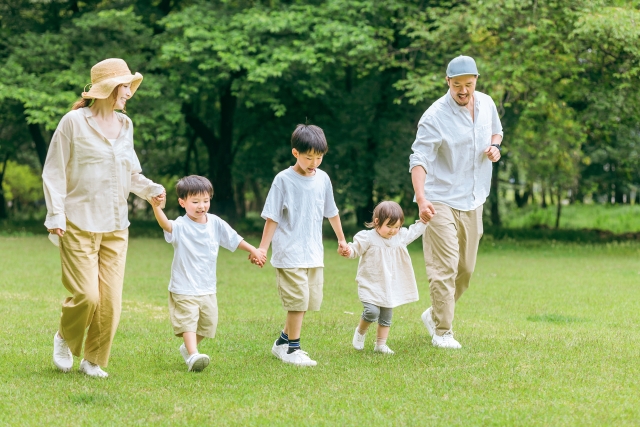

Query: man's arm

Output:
[411, 166, 437, 222]
[327, 214, 348, 253]
[484, 134, 503, 162]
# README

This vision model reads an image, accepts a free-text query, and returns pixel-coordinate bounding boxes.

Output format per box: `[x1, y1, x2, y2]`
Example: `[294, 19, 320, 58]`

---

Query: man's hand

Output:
[150, 192, 166, 208]
[485, 145, 501, 162]
[47, 228, 65, 237]
[417, 198, 437, 223]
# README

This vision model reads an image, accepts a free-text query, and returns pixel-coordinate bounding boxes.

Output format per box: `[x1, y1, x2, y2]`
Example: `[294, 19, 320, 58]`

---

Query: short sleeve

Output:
[323, 176, 339, 218]
[164, 220, 177, 243]
[261, 182, 285, 223]
[216, 217, 243, 252]
[348, 230, 371, 258]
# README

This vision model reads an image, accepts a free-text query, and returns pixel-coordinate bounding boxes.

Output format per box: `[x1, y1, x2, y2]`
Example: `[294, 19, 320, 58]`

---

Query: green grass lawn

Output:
[1, 236, 640, 426]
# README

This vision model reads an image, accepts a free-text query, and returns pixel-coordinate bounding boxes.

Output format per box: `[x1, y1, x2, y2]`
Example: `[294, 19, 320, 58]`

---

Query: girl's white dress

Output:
[347, 221, 427, 308]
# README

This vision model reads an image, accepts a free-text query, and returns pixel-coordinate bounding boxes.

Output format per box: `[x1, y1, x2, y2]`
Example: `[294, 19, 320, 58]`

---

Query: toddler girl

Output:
[341, 201, 427, 354]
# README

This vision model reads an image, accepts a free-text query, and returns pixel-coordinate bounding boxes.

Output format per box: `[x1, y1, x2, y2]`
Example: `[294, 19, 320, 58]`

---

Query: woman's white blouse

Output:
[347, 221, 427, 308]
[42, 107, 164, 232]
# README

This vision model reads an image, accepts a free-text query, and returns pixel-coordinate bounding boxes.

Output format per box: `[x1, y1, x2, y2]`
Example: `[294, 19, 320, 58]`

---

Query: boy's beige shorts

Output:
[275, 267, 324, 311]
[168, 293, 218, 338]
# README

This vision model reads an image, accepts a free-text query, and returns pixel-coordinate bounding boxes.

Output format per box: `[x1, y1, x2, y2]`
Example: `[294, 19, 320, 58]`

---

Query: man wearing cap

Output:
[409, 55, 503, 349]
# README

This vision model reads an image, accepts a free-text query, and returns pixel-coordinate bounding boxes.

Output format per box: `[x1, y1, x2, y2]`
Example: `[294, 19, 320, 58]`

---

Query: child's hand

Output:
[150, 192, 166, 208]
[248, 248, 267, 268]
[337, 240, 350, 257]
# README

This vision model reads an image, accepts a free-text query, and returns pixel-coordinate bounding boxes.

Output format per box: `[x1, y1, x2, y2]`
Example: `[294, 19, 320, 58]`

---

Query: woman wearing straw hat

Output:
[42, 58, 165, 378]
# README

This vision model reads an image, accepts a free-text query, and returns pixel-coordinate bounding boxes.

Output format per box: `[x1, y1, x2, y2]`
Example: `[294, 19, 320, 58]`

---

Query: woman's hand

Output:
[150, 192, 166, 208]
[47, 228, 65, 237]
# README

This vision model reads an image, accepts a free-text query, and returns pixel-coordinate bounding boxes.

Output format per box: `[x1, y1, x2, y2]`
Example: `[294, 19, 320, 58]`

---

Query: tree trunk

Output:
[541, 184, 548, 208]
[489, 160, 501, 226]
[0, 152, 9, 219]
[555, 184, 562, 229]
[250, 178, 264, 212]
[215, 82, 238, 221]
[28, 123, 48, 169]
[355, 136, 376, 227]
[234, 180, 246, 218]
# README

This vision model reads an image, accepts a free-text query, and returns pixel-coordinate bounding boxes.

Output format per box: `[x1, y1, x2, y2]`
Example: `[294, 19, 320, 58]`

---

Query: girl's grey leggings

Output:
[361, 302, 393, 327]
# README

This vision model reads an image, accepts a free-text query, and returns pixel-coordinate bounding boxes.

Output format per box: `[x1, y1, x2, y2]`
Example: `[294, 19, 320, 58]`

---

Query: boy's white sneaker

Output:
[79, 359, 109, 378]
[352, 328, 366, 350]
[271, 340, 289, 360]
[179, 344, 190, 363]
[432, 331, 462, 349]
[421, 307, 436, 338]
[53, 332, 73, 373]
[187, 353, 210, 372]
[281, 349, 317, 367]
[374, 344, 395, 355]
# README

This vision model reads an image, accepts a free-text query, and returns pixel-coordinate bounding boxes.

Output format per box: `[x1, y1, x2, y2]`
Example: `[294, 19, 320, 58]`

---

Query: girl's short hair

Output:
[365, 201, 405, 229]
[176, 175, 214, 200]
[291, 124, 328, 154]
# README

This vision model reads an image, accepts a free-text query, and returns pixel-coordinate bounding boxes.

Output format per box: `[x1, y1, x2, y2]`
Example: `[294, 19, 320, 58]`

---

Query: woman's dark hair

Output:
[291, 124, 328, 154]
[365, 201, 405, 229]
[176, 175, 214, 200]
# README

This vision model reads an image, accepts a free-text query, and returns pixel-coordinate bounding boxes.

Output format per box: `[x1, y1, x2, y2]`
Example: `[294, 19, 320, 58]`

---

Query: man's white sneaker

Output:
[374, 344, 395, 355]
[281, 349, 317, 367]
[53, 332, 73, 373]
[421, 307, 436, 338]
[432, 331, 462, 349]
[352, 328, 366, 350]
[179, 344, 190, 363]
[79, 359, 109, 378]
[271, 340, 289, 360]
[187, 353, 210, 372]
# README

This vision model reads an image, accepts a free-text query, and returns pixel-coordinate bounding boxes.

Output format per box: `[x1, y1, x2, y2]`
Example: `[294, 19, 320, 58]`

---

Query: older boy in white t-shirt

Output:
[257, 124, 348, 367]
[151, 175, 265, 372]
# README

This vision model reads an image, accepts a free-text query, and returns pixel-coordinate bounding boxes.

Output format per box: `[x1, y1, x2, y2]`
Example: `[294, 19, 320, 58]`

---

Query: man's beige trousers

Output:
[58, 221, 128, 367]
[422, 203, 483, 336]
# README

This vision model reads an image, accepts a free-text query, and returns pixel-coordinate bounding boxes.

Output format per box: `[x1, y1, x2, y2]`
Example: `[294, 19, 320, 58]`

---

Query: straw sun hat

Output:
[81, 58, 143, 99]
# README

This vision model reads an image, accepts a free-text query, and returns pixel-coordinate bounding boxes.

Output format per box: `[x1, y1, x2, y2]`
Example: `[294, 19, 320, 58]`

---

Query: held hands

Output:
[248, 247, 267, 268]
[417, 198, 437, 223]
[337, 240, 350, 258]
[150, 192, 166, 208]
[47, 228, 65, 237]
[485, 145, 501, 162]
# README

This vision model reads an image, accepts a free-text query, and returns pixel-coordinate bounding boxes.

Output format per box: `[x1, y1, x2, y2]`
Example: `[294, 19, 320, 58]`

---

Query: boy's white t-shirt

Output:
[164, 213, 243, 296]
[261, 167, 339, 268]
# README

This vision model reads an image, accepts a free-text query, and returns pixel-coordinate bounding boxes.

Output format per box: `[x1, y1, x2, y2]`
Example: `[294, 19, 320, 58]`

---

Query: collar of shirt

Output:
[80, 107, 130, 142]
[445, 90, 481, 116]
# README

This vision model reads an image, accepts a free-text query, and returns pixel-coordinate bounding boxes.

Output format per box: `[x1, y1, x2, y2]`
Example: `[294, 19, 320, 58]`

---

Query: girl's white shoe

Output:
[374, 344, 395, 355]
[352, 328, 366, 350]
[79, 359, 109, 378]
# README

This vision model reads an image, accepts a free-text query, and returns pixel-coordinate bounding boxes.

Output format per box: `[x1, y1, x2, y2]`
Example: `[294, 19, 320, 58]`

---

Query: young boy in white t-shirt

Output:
[257, 124, 348, 367]
[151, 175, 265, 372]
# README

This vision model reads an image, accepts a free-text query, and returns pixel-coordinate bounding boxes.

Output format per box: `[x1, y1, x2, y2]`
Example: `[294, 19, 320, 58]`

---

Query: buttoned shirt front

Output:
[409, 90, 503, 211]
[42, 107, 164, 232]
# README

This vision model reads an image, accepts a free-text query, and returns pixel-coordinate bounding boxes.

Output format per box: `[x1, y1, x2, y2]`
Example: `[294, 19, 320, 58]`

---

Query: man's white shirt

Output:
[409, 90, 503, 211]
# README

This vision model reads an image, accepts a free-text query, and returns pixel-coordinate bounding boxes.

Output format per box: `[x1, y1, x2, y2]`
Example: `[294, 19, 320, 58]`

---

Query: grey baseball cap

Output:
[446, 55, 480, 78]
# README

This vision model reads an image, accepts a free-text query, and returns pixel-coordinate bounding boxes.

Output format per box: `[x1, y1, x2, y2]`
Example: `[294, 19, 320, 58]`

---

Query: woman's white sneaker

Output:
[352, 328, 366, 350]
[281, 350, 317, 367]
[432, 331, 462, 349]
[53, 332, 73, 373]
[374, 344, 395, 355]
[79, 359, 109, 378]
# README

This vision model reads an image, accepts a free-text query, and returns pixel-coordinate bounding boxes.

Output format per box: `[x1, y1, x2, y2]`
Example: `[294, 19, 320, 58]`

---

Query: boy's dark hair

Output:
[365, 201, 405, 229]
[176, 175, 214, 200]
[291, 124, 328, 154]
